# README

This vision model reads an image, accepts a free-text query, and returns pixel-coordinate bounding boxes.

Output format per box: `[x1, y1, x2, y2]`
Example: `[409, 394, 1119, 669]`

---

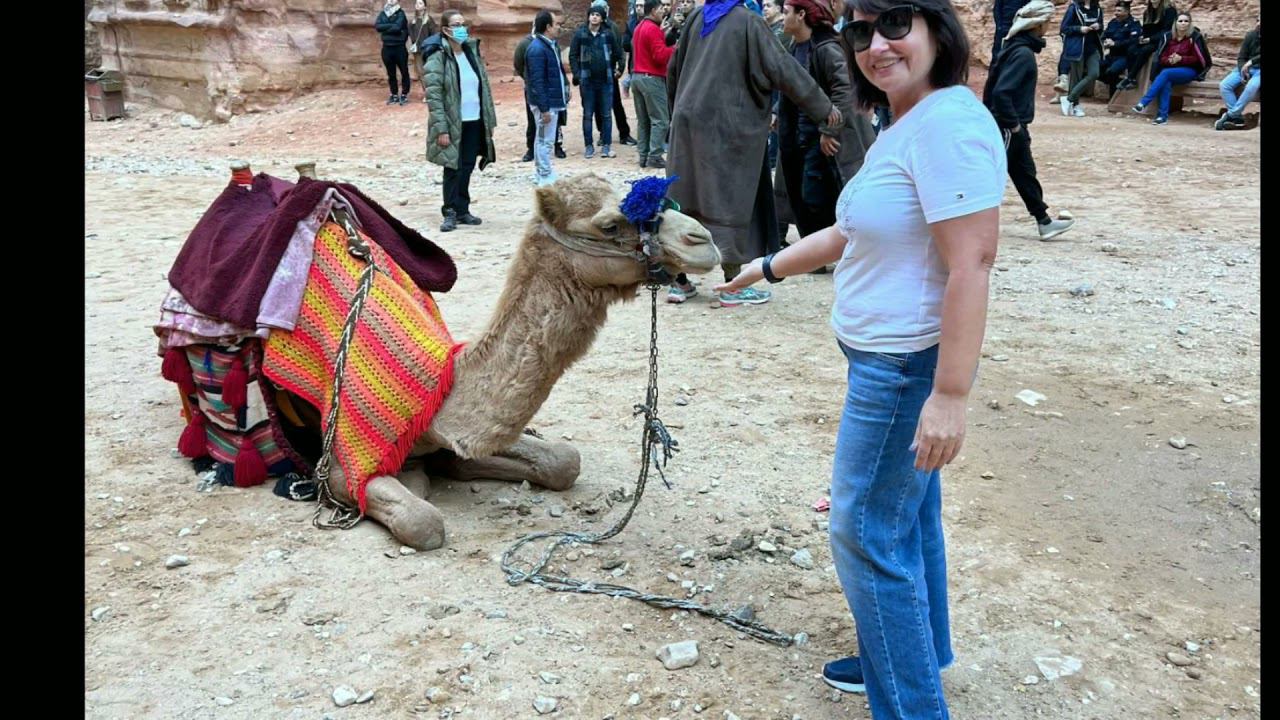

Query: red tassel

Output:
[234, 437, 269, 487]
[162, 348, 198, 395]
[223, 358, 248, 410]
[177, 413, 207, 458]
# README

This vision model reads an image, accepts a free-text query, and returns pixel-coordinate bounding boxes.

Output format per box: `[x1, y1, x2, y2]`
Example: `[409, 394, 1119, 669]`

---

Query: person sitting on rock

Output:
[1099, 1, 1143, 95]
[1116, 0, 1177, 90]
[1215, 19, 1260, 131]
[1131, 11, 1211, 126]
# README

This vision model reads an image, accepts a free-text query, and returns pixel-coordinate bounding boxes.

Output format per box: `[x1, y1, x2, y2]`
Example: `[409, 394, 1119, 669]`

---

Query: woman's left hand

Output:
[911, 392, 967, 472]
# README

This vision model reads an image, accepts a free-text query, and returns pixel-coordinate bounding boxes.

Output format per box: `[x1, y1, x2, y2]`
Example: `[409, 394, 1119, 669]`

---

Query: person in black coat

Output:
[375, 0, 412, 105]
[1118, 0, 1178, 89]
[1100, 1, 1143, 93]
[983, 0, 1076, 241]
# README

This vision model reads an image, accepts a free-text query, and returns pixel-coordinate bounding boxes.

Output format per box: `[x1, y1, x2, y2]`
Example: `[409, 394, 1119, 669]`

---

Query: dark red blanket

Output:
[168, 174, 457, 328]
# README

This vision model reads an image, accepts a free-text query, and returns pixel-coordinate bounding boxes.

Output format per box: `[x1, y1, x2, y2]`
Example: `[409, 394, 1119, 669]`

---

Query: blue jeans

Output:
[1139, 66, 1199, 118]
[531, 104, 560, 185]
[830, 342, 952, 720]
[580, 80, 613, 147]
[1220, 67, 1262, 116]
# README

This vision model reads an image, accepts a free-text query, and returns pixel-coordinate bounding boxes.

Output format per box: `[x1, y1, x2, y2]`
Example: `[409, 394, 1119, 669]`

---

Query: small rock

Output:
[789, 549, 814, 569]
[177, 527, 192, 538]
[424, 687, 451, 704]
[1168, 436, 1188, 450]
[1069, 283, 1095, 298]
[1101, 243, 1118, 253]
[533, 695, 559, 714]
[987, 399, 1001, 410]
[757, 540, 778, 553]
[674, 394, 690, 406]
[165, 555, 190, 569]
[356, 690, 375, 704]
[332, 686, 359, 707]
[178, 113, 201, 128]
[399, 546, 417, 556]
[679, 549, 696, 566]
[91, 606, 112, 622]
[1166, 651, 1194, 667]
[980, 471, 995, 479]
[724, 712, 742, 720]
[485, 609, 508, 619]
[1184, 641, 1201, 653]
[549, 505, 565, 518]
[991, 354, 1009, 362]
[214, 696, 235, 706]
[656, 640, 701, 670]
[1034, 655, 1083, 681]
[622, 623, 634, 632]
[1045, 547, 1060, 554]
[1186, 668, 1203, 680]
[627, 692, 642, 706]
[1222, 395, 1237, 404]
[1021, 675, 1040, 685]
[1015, 390, 1046, 407]
[539, 671, 562, 684]
[792, 632, 809, 647]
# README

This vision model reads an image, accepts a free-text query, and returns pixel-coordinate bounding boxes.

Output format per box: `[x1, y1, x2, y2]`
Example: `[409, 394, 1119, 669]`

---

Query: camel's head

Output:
[533, 174, 720, 288]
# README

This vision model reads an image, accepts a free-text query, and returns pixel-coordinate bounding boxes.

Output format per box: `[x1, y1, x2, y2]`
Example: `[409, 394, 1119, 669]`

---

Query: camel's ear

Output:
[534, 185, 567, 227]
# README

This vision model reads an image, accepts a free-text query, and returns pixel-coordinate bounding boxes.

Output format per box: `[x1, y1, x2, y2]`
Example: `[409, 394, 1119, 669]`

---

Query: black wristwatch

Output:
[761, 253, 783, 284]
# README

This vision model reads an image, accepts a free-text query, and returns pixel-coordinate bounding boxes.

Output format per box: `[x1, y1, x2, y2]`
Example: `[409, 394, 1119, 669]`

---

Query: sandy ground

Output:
[85, 80, 1260, 719]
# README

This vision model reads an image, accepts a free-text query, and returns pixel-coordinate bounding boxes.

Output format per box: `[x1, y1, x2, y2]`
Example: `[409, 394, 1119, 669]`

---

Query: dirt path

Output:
[85, 84, 1259, 719]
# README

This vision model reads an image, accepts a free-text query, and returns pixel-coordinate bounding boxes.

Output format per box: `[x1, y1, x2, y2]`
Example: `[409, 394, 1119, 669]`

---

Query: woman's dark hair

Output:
[842, 0, 971, 113]
[441, 9, 462, 29]
[534, 8, 556, 33]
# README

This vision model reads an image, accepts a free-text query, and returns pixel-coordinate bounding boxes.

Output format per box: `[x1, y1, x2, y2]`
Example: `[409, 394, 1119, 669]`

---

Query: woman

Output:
[424, 10, 498, 231]
[1059, 0, 1104, 117]
[1117, 0, 1178, 89]
[408, 0, 439, 103]
[375, 0, 412, 105]
[1132, 12, 1211, 125]
[717, 1, 1004, 716]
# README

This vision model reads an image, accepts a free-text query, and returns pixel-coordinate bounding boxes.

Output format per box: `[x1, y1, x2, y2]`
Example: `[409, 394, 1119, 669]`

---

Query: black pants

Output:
[442, 120, 483, 217]
[525, 104, 566, 152]
[382, 45, 411, 96]
[779, 129, 840, 239]
[597, 75, 631, 140]
[1125, 42, 1158, 80]
[1005, 127, 1048, 222]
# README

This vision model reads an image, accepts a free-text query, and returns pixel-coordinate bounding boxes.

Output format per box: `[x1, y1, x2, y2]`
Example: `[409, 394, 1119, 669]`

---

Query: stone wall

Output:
[87, 0, 1258, 121]
[85, 0, 101, 72]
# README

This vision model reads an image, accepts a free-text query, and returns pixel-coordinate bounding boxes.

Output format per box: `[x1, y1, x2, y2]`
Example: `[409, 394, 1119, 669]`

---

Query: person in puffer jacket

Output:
[1132, 11, 1211, 125]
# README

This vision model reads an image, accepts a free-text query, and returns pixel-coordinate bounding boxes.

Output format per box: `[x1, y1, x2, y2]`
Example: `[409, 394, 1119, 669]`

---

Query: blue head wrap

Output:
[620, 175, 680, 226]
[700, 0, 746, 37]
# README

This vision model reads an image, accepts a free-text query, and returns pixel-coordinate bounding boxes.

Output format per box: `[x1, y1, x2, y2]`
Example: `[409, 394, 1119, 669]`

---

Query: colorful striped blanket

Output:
[262, 221, 462, 512]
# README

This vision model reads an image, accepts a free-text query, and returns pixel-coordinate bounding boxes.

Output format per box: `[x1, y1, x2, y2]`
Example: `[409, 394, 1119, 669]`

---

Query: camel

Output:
[307, 173, 720, 550]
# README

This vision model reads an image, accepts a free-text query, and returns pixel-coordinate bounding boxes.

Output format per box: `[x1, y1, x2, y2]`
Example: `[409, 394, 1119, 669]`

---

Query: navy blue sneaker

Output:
[822, 656, 867, 694]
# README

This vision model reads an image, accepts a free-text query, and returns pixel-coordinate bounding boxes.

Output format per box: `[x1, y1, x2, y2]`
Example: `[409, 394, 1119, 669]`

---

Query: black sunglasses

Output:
[842, 4, 919, 53]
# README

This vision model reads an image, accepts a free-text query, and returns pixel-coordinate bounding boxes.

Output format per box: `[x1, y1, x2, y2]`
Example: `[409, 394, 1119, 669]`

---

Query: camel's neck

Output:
[428, 234, 631, 458]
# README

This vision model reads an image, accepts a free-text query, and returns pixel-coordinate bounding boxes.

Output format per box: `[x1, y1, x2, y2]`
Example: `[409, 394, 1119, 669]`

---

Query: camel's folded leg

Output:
[424, 433, 581, 491]
[325, 463, 446, 550]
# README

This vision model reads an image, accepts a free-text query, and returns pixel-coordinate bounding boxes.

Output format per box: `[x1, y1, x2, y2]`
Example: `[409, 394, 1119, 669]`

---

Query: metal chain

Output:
[312, 211, 377, 530]
[499, 283, 797, 647]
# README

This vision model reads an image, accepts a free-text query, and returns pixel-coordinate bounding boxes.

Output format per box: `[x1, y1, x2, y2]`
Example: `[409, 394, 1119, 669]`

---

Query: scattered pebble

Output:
[627, 692, 641, 706]
[1069, 283, 1095, 298]
[332, 686, 359, 707]
[789, 549, 814, 569]
[539, 671, 562, 684]
[656, 640, 701, 670]
[356, 689, 375, 704]
[1186, 668, 1203, 680]
[981, 471, 995, 479]
[1015, 390, 1046, 407]
[165, 555, 190, 569]
[1034, 654, 1082, 681]
[1021, 675, 1040, 685]
[1166, 651, 1194, 667]
[91, 606, 112, 622]
[214, 696, 234, 706]
[533, 696, 559, 714]
[1101, 243, 1118, 253]
[757, 540, 777, 554]
[1168, 436, 1188, 450]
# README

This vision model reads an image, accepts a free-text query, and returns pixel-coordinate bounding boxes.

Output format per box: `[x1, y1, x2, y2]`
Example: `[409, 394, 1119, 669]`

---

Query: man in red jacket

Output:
[630, 0, 675, 168]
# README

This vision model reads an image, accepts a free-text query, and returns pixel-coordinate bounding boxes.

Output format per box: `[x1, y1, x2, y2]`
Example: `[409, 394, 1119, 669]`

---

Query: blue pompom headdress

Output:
[620, 175, 680, 226]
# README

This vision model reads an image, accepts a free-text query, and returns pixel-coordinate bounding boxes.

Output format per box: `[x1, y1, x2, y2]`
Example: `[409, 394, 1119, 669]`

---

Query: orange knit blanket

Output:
[262, 221, 462, 511]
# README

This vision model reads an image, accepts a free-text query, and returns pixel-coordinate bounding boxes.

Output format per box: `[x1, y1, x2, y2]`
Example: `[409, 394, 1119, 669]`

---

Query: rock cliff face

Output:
[87, 0, 1258, 121]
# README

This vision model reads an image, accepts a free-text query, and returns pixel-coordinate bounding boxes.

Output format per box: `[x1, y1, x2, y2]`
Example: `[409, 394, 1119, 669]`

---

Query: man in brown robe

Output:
[666, 0, 840, 307]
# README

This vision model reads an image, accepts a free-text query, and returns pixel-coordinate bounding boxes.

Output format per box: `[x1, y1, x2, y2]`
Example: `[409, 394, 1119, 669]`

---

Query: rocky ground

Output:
[85, 82, 1259, 719]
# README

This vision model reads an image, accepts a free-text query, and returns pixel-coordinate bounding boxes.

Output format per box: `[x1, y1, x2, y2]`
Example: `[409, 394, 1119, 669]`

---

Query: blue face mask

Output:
[451, 27, 469, 43]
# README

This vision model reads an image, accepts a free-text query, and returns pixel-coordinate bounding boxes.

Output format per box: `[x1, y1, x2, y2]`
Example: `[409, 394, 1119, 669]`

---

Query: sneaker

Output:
[1227, 115, 1247, 129]
[1131, 102, 1147, 114]
[1216, 112, 1246, 130]
[457, 213, 482, 226]
[440, 210, 458, 233]
[398, 94, 409, 106]
[646, 156, 667, 169]
[386, 94, 398, 105]
[554, 146, 567, 159]
[601, 145, 615, 158]
[719, 286, 772, 306]
[822, 657, 866, 694]
[1152, 115, 1168, 125]
[1071, 103, 1085, 118]
[638, 157, 648, 168]
[584, 145, 595, 159]
[1117, 77, 1137, 90]
[1060, 97, 1073, 116]
[621, 136, 638, 146]
[521, 149, 534, 163]
[666, 282, 697, 303]
[1037, 217, 1075, 241]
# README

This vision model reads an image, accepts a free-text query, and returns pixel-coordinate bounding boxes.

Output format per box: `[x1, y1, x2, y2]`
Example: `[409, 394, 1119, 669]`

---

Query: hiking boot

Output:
[440, 210, 458, 233]
[1152, 115, 1168, 125]
[521, 149, 535, 162]
[1037, 217, 1075, 241]
[457, 213, 482, 226]
[718, 286, 772, 306]
[666, 280, 698, 304]
[584, 145, 596, 159]
[621, 136, 638, 146]
[646, 156, 666, 169]
[822, 657, 867, 694]
[554, 146, 567, 159]
[386, 94, 398, 105]
[601, 145, 615, 158]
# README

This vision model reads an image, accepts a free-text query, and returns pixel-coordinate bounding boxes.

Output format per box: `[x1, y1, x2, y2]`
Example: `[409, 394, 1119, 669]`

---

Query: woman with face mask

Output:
[424, 10, 499, 231]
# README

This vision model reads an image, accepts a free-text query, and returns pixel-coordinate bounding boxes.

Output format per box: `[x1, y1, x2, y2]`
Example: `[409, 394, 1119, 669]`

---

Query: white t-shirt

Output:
[830, 85, 1006, 353]
[456, 51, 481, 122]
